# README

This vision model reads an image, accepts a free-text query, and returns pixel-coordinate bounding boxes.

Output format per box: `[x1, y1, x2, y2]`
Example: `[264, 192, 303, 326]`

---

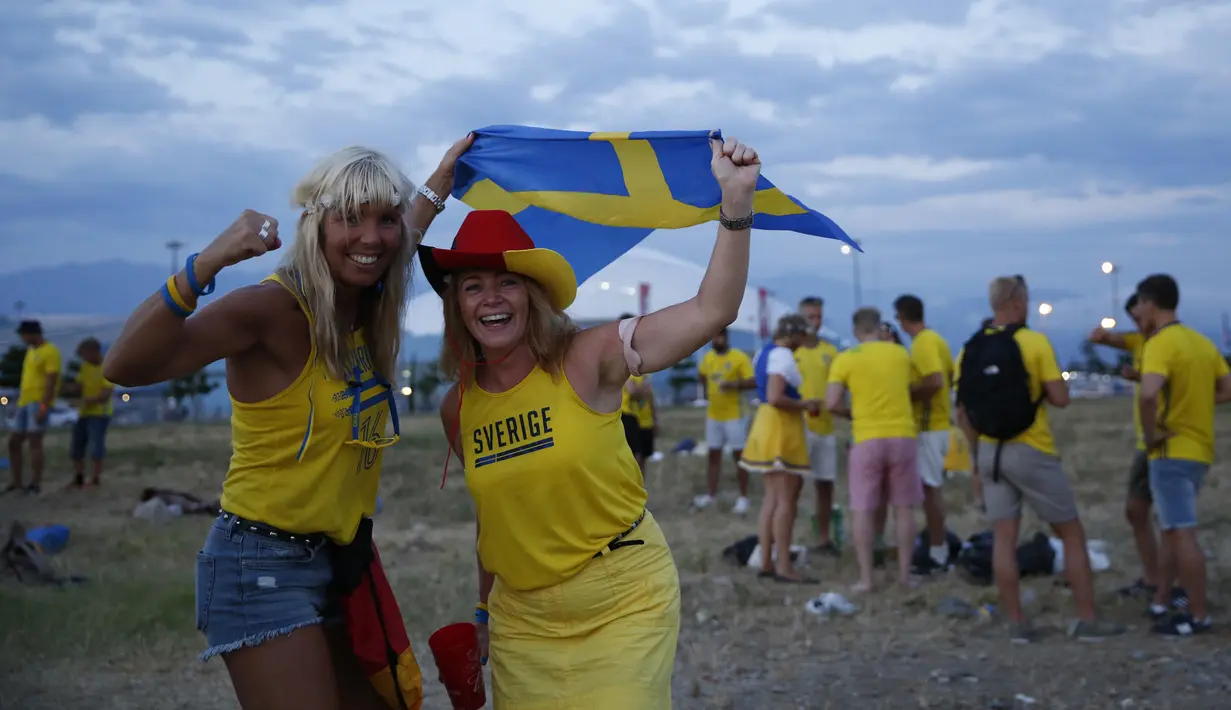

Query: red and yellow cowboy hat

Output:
[418, 210, 577, 311]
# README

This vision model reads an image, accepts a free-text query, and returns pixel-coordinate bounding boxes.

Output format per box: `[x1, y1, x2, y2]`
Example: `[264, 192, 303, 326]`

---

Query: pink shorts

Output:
[848, 437, 923, 512]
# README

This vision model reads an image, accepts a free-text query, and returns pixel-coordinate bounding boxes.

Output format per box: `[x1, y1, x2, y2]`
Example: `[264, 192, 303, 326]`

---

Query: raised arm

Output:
[1088, 327, 1131, 351]
[592, 138, 760, 385]
[102, 211, 282, 386]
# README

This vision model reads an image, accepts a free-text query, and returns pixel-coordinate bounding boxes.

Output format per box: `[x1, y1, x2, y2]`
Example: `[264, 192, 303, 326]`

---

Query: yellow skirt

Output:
[943, 427, 972, 473]
[488, 511, 680, 709]
[739, 403, 810, 475]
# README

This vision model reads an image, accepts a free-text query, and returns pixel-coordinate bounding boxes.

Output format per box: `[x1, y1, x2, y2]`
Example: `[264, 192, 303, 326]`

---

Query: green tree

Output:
[413, 359, 443, 411]
[0, 345, 25, 389]
[164, 370, 218, 420]
[668, 358, 698, 406]
[1080, 340, 1107, 374]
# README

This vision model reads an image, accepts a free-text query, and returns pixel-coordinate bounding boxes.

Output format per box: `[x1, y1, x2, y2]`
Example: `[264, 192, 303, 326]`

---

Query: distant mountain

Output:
[2, 260, 1226, 369]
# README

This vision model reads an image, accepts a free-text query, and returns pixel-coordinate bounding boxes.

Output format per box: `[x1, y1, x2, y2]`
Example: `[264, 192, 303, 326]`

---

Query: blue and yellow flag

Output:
[451, 125, 857, 283]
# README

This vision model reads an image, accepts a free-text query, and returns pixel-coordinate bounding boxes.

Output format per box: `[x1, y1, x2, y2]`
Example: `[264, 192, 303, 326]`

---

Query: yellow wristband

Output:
[475, 601, 488, 611]
[165, 275, 195, 315]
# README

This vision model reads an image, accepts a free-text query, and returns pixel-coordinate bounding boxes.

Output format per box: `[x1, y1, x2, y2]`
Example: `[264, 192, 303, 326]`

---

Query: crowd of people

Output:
[5, 127, 1226, 709]
[688, 273, 1230, 642]
[5, 322, 115, 495]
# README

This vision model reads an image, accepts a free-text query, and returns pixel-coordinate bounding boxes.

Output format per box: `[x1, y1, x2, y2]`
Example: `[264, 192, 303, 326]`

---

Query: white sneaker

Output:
[692, 493, 715, 509]
[731, 496, 751, 515]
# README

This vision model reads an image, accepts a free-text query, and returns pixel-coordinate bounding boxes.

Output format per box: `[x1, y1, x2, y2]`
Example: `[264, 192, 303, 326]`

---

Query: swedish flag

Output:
[451, 125, 857, 283]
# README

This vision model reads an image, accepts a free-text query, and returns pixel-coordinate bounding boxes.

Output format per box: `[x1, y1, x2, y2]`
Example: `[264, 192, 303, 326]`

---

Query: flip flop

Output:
[774, 574, 818, 584]
[756, 570, 776, 579]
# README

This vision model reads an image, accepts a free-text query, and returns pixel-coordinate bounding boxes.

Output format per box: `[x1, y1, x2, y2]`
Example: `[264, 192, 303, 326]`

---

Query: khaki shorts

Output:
[977, 442, 1078, 523]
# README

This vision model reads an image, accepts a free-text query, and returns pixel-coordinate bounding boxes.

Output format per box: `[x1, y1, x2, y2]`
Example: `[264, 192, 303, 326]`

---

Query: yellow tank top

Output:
[463, 366, 647, 591]
[221, 272, 398, 544]
[620, 375, 654, 428]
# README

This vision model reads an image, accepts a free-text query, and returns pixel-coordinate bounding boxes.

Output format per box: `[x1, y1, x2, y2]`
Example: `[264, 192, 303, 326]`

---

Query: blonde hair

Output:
[280, 146, 416, 381]
[852, 307, 881, 335]
[988, 276, 1027, 311]
[438, 276, 578, 382]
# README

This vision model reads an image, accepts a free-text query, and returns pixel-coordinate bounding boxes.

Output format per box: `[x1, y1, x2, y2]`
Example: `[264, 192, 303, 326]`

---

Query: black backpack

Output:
[956, 324, 1043, 479]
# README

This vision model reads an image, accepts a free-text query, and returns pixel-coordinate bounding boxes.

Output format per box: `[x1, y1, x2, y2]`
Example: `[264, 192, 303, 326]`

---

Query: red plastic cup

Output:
[428, 623, 486, 710]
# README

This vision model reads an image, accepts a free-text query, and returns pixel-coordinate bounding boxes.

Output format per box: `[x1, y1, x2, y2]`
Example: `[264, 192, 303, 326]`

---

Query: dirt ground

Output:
[2, 399, 1229, 709]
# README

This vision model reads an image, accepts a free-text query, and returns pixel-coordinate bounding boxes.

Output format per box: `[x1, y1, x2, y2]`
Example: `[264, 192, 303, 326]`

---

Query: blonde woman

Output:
[427, 137, 762, 708]
[740, 313, 821, 583]
[103, 138, 471, 710]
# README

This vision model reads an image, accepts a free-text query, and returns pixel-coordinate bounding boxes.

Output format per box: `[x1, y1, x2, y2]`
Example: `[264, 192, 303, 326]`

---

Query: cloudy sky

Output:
[2, 0, 1228, 329]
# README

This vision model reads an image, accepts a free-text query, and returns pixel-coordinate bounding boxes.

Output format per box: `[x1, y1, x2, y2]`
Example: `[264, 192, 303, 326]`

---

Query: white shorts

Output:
[917, 429, 950, 488]
[805, 432, 838, 482]
[705, 417, 747, 451]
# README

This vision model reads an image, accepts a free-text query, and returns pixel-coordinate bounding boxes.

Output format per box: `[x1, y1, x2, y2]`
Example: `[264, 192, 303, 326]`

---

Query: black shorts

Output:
[621, 414, 655, 459]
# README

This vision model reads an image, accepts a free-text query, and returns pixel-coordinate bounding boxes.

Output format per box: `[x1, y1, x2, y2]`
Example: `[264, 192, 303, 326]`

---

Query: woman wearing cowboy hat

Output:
[425, 136, 762, 708]
[103, 138, 472, 710]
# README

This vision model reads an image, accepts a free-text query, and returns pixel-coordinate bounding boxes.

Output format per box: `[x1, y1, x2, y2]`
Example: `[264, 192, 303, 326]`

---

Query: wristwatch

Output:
[416, 184, 446, 214]
[719, 208, 754, 231]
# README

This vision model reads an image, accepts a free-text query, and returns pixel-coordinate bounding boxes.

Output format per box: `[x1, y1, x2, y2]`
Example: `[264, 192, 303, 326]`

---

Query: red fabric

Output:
[338, 543, 423, 710]
[428, 209, 538, 269]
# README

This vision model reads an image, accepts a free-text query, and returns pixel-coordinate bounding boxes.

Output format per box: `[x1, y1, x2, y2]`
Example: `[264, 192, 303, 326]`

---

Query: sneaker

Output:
[1067, 619, 1126, 642]
[911, 556, 946, 577]
[25, 484, 40, 495]
[1152, 612, 1212, 637]
[1116, 578, 1156, 599]
[812, 541, 841, 558]
[1009, 621, 1038, 644]
[691, 493, 715, 510]
[731, 496, 751, 515]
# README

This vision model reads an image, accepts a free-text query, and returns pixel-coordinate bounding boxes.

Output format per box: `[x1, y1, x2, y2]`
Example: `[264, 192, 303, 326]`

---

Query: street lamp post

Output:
[1101, 261, 1118, 316]
[1038, 302, 1052, 330]
[840, 239, 863, 307]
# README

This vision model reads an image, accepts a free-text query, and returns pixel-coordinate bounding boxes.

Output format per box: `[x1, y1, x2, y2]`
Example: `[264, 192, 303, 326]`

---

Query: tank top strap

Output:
[263, 269, 315, 328]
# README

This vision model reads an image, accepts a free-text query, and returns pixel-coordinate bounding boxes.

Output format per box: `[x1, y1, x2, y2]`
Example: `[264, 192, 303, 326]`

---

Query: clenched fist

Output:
[196, 210, 282, 282]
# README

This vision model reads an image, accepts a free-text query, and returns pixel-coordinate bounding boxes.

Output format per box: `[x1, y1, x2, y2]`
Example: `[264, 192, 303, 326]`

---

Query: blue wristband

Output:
[474, 608, 489, 625]
[160, 282, 192, 318]
[185, 253, 216, 296]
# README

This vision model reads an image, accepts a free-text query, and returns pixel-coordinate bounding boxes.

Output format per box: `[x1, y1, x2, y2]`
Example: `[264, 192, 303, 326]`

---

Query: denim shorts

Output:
[10, 403, 45, 434]
[70, 415, 111, 460]
[195, 513, 336, 660]
[1148, 458, 1208, 530]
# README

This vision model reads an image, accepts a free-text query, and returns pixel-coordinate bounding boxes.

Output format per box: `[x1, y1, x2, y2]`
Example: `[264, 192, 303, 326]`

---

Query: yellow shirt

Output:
[463, 366, 646, 592]
[1123, 332, 1146, 451]
[1140, 322, 1229, 464]
[827, 341, 916, 443]
[621, 375, 655, 429]
[18, 342, 62, 407]
[698, 348, 753, 421]
[221, 272, 392, 544]
[77, 362, 114, 417]
[795, 339, 839, 435]
[955, 327, 1062, 456]
[908, 328, 953, 433]
[943, 427, 972, 473]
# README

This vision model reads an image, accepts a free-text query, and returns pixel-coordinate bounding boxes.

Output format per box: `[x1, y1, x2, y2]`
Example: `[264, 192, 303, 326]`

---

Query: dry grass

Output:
[2, 399, 1230, 709]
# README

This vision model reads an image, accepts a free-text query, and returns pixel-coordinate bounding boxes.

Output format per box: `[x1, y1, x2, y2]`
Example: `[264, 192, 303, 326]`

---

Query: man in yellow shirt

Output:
[956, 276, 1122, 643]
[6, 320, 62, 495]
[1088, 293, 1182, 603]
[894, 294, 955, 574]
[69, 337, 115, 488]
[1136, 274, 1231, 637]
[795, 296, 841, 555]
[695, 327, 755, 514]
[825, 307, 919, 592]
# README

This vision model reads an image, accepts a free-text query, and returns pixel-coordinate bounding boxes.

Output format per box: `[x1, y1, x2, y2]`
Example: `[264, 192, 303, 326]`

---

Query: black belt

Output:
[593, 509, 647, 558]
[219, 509, 330, 550]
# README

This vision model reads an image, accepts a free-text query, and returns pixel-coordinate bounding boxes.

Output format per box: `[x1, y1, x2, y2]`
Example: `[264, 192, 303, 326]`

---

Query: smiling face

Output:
[457, 270, 531, 352]
[320, 206, 403, 288]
